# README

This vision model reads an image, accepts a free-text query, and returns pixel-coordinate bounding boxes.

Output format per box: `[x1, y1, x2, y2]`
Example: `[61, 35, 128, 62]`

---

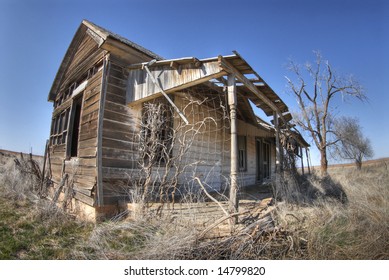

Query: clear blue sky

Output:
[1, 0, 388, 166]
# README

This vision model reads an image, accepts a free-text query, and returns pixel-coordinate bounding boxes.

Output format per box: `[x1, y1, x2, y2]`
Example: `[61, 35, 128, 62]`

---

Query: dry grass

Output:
[1, 151, 388, 259]
[0, 153, 93, 259]
[273, 163, 389, 259]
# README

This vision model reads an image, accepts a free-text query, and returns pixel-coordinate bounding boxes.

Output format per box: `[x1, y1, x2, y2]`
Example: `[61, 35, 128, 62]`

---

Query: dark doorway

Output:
[67, 95, 83, 158]
[256, 139, 271, 181]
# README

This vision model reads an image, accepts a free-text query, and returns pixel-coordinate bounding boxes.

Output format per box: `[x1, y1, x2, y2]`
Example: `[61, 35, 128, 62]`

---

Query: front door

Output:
[262, 141, 270, 179]
[256, 139, 271, 181]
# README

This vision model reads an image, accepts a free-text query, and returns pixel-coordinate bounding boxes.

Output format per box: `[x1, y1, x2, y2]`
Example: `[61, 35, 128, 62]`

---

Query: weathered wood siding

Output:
[236, 120, 274, 187]
[126, 61, 224, 103]
[59, 34, 102, 94]
[100, 57, 141, 204]
[172, 95, 275, 191]
[173, 93, 228, 192]
[67, 69, 103, 206]
[48, 32, 105, 206]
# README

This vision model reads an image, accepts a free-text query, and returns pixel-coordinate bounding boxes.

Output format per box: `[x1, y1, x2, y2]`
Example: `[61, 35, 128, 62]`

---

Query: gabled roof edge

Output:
[82, 20, 164, 61]
[47, 22, 87, 101]
[48, 20, 164, 101]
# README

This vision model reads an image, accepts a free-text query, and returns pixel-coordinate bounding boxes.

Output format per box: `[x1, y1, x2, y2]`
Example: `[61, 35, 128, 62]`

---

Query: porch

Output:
[125, 182, 275, 238]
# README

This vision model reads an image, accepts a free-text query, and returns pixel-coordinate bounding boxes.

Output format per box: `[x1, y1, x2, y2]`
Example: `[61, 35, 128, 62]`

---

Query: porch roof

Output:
[127, 52, 290, 120]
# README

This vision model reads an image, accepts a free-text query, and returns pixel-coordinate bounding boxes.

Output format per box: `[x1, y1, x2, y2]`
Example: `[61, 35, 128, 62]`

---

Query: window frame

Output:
[50, 107, 70, 146]
[238, 135, 247, 172]
[141, 99, 174, 166]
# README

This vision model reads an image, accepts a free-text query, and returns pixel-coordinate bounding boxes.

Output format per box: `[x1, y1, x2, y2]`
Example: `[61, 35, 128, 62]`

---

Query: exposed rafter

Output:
[218, 56, 285, 119]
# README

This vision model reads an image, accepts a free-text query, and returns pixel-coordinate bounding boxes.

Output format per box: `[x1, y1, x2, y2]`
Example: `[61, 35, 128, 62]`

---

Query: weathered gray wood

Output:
[103, 109, 135, 124]
[51, 174, 68, 206]
[102, 137, 135, 151]
[102, 118, 135, 132]
[126, 60, 226, 103]
[273, 111, 282, 172]
[301, 146, 305, 175]
[219, 56, 288, 125]
[143, 63, 189, 124]
[228, 74, 239, 224]
[73, 175, 97, 186]
[96, 57, 109, 206]
[73, 185, 93, 197]
[102, 167, 137, 179]
[40, 139, 49, 195]
[74, 191, 95, 206]
[102, 147, 135, 161]
[102, 157, 136, 169]
[77, 157, 97, 167]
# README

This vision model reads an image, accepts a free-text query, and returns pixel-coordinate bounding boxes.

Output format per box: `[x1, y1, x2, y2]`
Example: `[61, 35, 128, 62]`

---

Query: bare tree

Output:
[285, 51, 366, 175]
[331, 116, 373, 170]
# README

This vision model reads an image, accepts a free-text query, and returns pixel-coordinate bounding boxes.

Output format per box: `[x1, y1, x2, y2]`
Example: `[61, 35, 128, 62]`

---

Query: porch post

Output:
[300, 146, 305, 175]
[228, 74, 238, 223]
[306, 148, 311, 174]
[273, 111, 282, 173]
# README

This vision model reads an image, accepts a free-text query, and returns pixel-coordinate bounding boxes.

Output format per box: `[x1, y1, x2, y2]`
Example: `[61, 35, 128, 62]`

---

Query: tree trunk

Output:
[356, 155, 362, 170]
[320, 148, 328, 176]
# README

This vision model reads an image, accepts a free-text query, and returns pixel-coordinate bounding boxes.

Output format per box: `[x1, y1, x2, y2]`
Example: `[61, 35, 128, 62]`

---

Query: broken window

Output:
[262, 141, 270, 179]
[256, 139, 271, 181]
[140, 100, 173, 166]
[50, 108, 70, 146]
[66, 95, 83, 158]
[238, 135, 247, 172]
[49, 93, 83, 159]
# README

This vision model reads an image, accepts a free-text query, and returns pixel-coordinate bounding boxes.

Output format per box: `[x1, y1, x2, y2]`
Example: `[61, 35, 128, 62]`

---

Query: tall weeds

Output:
[1, 151, 388, 259]
[0, 152, 92, 259]
[273, 163, 389, 259]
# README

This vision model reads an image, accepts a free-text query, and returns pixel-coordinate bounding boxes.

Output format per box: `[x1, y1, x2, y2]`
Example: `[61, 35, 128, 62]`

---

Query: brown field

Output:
[0, 149, 388, 259]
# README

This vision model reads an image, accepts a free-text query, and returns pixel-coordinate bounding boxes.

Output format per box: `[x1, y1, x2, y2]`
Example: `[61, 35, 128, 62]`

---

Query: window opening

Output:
[238, 135, 247, 171]
[256, 139, 271, 181]
[50, 108, 70, 145]
[141, 100, 173, 166]
[262, 141, 270, 179]
[68, 96, 82, 157]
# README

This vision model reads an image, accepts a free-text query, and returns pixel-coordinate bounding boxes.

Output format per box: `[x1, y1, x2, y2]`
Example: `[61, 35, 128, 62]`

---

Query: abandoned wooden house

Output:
[46, 20, 308, 220]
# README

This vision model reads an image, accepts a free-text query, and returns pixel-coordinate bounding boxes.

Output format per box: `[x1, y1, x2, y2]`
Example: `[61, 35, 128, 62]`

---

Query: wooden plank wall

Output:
[66, 69, 103, 206]
[59, 34, 100, 92]
[101, 57, 141, 204]
[236, 120, 275, 187]
[97, 86, 277, 200]
[96, 59, 277, 205]
[173, 94, 227, 192]
[126, 61, 222, 102]
[49, 69, 103, 206]
[173, 95, 276, 191]
[48, 33, 105, 207]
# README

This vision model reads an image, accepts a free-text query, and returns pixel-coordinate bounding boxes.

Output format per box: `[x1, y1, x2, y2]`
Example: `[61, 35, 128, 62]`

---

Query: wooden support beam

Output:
[228, 74, 239, 224]
[306, 148, 311, 175]
[218, 56, 291, 129]
[127, 60, 227, 103]
[218, 56, 282, 115]
[301, 146, 305, 175]
[193, 57, 202, 67]
[144, 64, 189, 125]
[170, 61, 179, 69]
[273, 111, 283, 172]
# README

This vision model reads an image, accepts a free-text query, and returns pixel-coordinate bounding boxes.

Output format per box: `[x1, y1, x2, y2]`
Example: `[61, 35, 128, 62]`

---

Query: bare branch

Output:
[286, 51, 367, 174]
